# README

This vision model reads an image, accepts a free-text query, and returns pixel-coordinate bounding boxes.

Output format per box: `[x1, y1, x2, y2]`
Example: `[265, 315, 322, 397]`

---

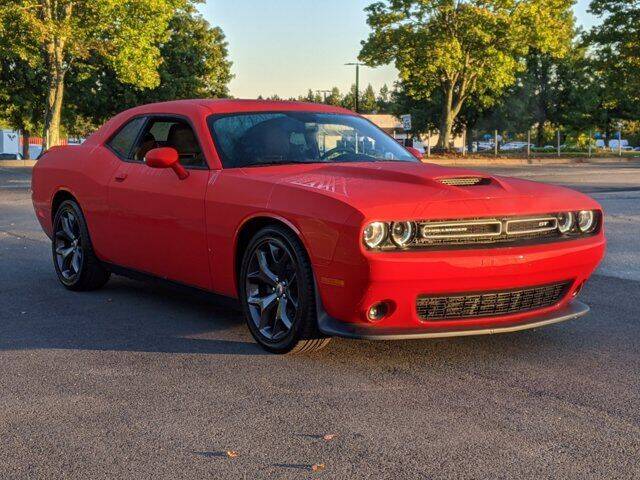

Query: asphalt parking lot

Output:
[1, 162, 639, 479]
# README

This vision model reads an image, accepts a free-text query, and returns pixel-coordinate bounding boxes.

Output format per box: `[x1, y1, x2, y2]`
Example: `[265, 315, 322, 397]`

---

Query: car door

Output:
[106, 115, 212, 290]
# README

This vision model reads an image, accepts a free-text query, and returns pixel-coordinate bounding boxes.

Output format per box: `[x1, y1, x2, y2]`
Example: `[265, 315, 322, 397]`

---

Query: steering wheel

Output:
[320, 147, 354, 161]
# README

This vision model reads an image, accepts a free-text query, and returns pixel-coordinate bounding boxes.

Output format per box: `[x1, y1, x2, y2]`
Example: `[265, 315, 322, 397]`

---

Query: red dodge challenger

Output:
[32, 100, 606, 353]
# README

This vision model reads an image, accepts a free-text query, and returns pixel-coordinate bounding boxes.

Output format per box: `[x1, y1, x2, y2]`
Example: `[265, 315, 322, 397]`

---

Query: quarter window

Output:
[107, 117, 146, 159]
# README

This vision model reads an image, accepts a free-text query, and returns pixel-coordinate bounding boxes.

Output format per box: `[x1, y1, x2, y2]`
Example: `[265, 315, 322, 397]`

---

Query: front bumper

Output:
[318, 300, 589, 340]
[314, 233, 605, 337]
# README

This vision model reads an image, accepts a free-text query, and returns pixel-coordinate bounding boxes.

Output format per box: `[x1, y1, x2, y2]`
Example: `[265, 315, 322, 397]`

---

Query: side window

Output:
[132, 117, 206, 168]
[107, 117, 146, 159]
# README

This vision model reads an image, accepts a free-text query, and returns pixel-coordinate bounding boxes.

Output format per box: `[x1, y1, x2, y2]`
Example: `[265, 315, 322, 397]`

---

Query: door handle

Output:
[114, 173, 128, 182]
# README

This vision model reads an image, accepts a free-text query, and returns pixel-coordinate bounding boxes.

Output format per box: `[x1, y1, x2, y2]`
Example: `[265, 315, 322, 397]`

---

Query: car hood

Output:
[249, 161, 601, 220]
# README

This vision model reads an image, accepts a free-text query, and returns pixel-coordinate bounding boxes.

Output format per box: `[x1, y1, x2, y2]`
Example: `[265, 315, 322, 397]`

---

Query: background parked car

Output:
[500, 141, 532, 151]
[609, 139, 633, 151]
[0, 152, 23, 160]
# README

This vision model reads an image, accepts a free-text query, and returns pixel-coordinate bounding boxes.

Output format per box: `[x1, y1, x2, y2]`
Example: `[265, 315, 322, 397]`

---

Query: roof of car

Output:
[127, 99, 356, 116]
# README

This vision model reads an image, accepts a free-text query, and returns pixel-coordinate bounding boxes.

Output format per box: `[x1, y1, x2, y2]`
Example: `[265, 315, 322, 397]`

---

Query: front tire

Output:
[52, 200, 110, 291]
[239, 225, 331, 354]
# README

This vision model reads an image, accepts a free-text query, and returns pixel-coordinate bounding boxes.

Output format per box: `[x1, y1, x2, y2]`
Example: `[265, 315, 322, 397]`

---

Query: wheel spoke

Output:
[268, 243, 286, 275]
[61, 248, 74, 271]
[276, 297, 292, 330]
[248, 292, 278, 329]
[71, 249, 81, 273]
[68, 213, 80, 237]
[61, 215, 75, 241]
[255, 249, 278, 286]
[55, 230, 72, 242]
[56, 245, 75, 260]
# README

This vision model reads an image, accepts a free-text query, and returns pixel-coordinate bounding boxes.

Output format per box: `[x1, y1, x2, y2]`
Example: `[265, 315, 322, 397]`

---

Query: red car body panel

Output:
[32, 99, 606, 338]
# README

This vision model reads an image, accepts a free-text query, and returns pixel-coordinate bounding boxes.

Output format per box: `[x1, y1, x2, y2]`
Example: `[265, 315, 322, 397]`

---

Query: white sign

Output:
[0, 129, 20, 155]
[401, 114, 412, 132]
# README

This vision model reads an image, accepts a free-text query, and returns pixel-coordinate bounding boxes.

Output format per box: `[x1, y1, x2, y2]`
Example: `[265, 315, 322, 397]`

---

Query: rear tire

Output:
[239, 225, 331, 354]
[52, 200, 110, 291]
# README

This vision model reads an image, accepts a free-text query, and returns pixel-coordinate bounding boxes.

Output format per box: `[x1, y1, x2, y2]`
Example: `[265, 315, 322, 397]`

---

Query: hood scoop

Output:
[438, 177, 492, 187]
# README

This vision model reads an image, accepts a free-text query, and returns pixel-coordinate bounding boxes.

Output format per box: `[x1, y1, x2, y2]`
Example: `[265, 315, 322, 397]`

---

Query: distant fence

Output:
[419, 128, 640, 159]
[19, 136, 69, 147]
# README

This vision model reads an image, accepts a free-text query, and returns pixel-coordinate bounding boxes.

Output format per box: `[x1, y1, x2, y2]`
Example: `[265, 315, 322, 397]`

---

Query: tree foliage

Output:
[360, 0, 575, 150]
[63, 3, 232, 134]
[0, 0, 182, 148]
[587, 0, 640, 127]
[0, 1, 232, 144]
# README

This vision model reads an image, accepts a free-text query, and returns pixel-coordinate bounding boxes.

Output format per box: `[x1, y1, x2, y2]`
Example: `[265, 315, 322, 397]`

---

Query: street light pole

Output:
[345, 62, 365, 113]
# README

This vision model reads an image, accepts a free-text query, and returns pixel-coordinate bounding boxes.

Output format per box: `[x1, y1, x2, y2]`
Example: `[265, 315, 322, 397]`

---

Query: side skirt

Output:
[104, 262, 241, 311]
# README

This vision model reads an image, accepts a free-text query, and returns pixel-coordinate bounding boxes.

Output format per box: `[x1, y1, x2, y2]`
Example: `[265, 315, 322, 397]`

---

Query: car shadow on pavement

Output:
[1, 274, 268, 356]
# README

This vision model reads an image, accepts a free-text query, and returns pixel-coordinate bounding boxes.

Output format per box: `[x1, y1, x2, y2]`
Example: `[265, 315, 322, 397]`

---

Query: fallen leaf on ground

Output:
[311, 463, 326, 472]
[226, 451, 239, 458]
[322, 434, 336, 441]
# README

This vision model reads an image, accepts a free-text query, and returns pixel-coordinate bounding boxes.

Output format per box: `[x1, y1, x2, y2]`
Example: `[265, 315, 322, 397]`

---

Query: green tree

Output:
[0, 0, 181, 149]
[62, 3, 232, 134]
[300, 89, 323, 103]
[360, 0, 574, 150]
[0, 47, 44, 158]
[360, 84, 378, 113]
[587, 0, 640, 135]
[377, 84, 392, 112]
[326, 87, 343, 106]
[341, 84, 357, 111]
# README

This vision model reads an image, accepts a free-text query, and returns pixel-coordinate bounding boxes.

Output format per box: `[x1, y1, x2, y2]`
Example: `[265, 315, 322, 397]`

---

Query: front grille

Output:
[421, 220, 502, 240]
[439, 177, 490, 186]
[414, 216, 562, 248]
[505, 217, 558, 235]
[416, 281, 572, 321]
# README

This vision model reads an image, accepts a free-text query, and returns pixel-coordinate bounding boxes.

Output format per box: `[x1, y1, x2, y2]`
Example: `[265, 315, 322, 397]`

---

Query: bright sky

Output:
[198, 0, 599, 99]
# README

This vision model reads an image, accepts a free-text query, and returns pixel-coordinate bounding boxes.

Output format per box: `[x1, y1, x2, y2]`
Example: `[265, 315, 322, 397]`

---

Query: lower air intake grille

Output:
[416, 281, 572, 321]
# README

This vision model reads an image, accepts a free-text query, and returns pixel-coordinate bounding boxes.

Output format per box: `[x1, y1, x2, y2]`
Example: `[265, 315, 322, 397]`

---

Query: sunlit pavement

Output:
[1, 164, 639, 479]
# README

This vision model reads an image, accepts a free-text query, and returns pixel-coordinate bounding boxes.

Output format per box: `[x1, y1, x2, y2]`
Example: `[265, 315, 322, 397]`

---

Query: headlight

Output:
[557, 212, 574, 233]
[577, 210, 596, 232]
[363, 222, 388, 248]
[390, 221, 415, 247]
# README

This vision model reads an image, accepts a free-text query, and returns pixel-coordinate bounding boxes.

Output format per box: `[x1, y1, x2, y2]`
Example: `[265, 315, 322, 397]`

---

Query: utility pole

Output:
[345, 62, 365, 113]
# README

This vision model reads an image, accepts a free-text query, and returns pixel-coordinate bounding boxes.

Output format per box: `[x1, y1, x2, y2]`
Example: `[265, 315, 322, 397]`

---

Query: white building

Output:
[363, 114, 466, 151]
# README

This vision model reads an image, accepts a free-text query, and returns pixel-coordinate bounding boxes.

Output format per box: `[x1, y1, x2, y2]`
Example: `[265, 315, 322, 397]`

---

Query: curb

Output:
[423, 157, 640, 167]
[0, 160, 38, 168]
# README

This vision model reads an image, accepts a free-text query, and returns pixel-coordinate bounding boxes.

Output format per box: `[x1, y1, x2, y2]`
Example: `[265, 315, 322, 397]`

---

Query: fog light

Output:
[367, 302, 389, 322]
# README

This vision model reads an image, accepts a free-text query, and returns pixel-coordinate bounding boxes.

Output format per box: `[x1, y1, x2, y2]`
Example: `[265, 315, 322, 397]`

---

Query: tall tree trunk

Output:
[43, 67, 65, 150]
[438, 84, 455, 150]
[41, 0, 72, 151]
[536, 122, 545, 147]
[21, 130, 30, 160]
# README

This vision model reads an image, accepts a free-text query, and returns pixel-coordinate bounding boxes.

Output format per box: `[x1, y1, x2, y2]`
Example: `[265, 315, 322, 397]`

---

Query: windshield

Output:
[207, 112, 417, 168]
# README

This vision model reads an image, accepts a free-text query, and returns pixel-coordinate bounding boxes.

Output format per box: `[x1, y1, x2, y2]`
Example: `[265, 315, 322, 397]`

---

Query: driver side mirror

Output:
[406, 147, 423, 161]
[145, 147, 189, 180]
